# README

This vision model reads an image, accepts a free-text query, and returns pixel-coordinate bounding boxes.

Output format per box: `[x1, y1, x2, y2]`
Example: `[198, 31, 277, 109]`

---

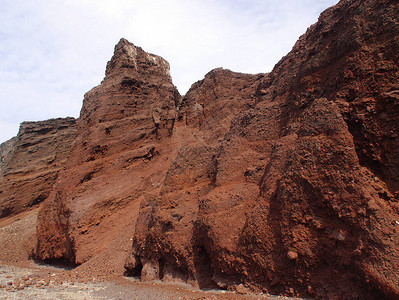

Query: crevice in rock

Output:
[79, 171, 95, 184]
[33, 258, 79, 271]
[124, 255, 143, 279]
[29, 193, 48, 206]
[193, 245, 218, 290]
[158, 258, 165, 280]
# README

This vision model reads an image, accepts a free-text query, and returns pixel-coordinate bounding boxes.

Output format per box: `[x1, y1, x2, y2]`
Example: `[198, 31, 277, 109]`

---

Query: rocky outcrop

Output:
[267, 0, 399, 198]
[0, 137, 17, 182]
[128, 68, 265, 286]
[0, 118, 76, 217]
[127, 0, 399, 299]
[34, 39, 180, 268]
[30, 0, 399, 299]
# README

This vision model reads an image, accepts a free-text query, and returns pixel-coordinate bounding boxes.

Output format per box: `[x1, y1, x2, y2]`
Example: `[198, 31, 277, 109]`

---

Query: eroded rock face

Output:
[268, 0, 399, 197]
[127, 0, 399, 299]
[0, 118, 76, 217]
[35, 39, 181, 267]
[31, 0, 399, 299]
[0, 137, 17, 182]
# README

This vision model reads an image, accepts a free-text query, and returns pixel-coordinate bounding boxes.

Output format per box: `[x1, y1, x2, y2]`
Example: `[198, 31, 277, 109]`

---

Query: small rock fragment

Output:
[235, 283, 250, 295]
[287, 251, 298, 260]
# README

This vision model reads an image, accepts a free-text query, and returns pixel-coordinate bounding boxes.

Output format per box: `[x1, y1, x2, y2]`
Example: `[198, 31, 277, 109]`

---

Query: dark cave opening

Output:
[158, 258, 165, 280]
[34, 258, 79, 271]
[124, 256, 143, 279]
[194, 246, 219, 290]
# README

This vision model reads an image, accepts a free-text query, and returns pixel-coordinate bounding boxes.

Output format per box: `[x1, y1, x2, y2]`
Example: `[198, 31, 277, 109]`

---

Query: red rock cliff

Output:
[127, 0, 399, 299]
[35, 39, 180, 270]
[0, 118, 76, 217]
[32, 0, 399, 299]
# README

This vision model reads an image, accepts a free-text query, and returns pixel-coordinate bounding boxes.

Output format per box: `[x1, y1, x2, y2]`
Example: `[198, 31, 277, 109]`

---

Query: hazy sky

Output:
[0, 0, 339, 143]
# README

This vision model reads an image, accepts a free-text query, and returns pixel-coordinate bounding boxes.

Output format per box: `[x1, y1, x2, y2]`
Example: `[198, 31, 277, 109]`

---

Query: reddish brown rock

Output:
[35, 39, 180, 266]
[268, 0, 399, 198]
[127, 0, 399, 299]
[26, 0, 399, 299]
[179, 68, 265, 140]
[0, 137, 17, 182]
[0, 118, 76, 217]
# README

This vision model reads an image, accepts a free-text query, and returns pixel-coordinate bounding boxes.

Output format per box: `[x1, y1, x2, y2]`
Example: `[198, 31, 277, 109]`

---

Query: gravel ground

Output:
[0, 264, 100, 299]
[0, 209, 38, 265]
[0, 264, 299, 300]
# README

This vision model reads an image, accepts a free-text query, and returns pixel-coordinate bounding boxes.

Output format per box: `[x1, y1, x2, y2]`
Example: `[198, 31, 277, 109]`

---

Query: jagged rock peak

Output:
[104, 38, 172, 82]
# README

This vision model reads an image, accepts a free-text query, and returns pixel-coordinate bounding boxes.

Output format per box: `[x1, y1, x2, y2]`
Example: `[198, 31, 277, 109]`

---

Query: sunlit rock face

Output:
[127, 0, 399, 298]
[0, 118, 77, 217]
[34, 39, 180, 269]
[21, 0, 399, 298]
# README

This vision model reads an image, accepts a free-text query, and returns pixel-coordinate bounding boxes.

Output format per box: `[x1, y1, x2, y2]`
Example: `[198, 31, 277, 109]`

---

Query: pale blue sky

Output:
[0, 0, 338, 143]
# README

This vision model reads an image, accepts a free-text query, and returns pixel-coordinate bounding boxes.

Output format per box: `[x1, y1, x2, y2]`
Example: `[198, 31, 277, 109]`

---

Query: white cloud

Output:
[0, 0, 338, 143]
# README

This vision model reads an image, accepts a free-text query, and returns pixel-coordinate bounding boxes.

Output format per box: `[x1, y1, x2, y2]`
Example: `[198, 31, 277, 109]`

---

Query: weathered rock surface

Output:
[34, 39, 180, 268]
[24, 0, 399, 299]
[127, 0, 399, 299]
[0, 137, 17, 182]
[0, 118, 76, 217]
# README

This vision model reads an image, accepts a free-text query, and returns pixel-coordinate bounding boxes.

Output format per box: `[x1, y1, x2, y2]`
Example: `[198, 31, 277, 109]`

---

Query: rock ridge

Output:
[0, 117, 77, 217]
[34, 39, 181, 268]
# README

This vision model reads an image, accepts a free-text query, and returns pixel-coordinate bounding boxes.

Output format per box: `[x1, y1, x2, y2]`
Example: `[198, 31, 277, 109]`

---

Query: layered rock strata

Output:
[0, 118, 76, 217]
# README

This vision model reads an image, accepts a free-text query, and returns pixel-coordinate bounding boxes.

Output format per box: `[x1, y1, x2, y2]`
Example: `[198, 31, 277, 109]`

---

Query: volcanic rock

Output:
[0, 137, 16, 181]
[0, 118, 76, 217]
[34, 38, 180, 267]
[127, 0, 399, 299]
[25, 0, 399, 299]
